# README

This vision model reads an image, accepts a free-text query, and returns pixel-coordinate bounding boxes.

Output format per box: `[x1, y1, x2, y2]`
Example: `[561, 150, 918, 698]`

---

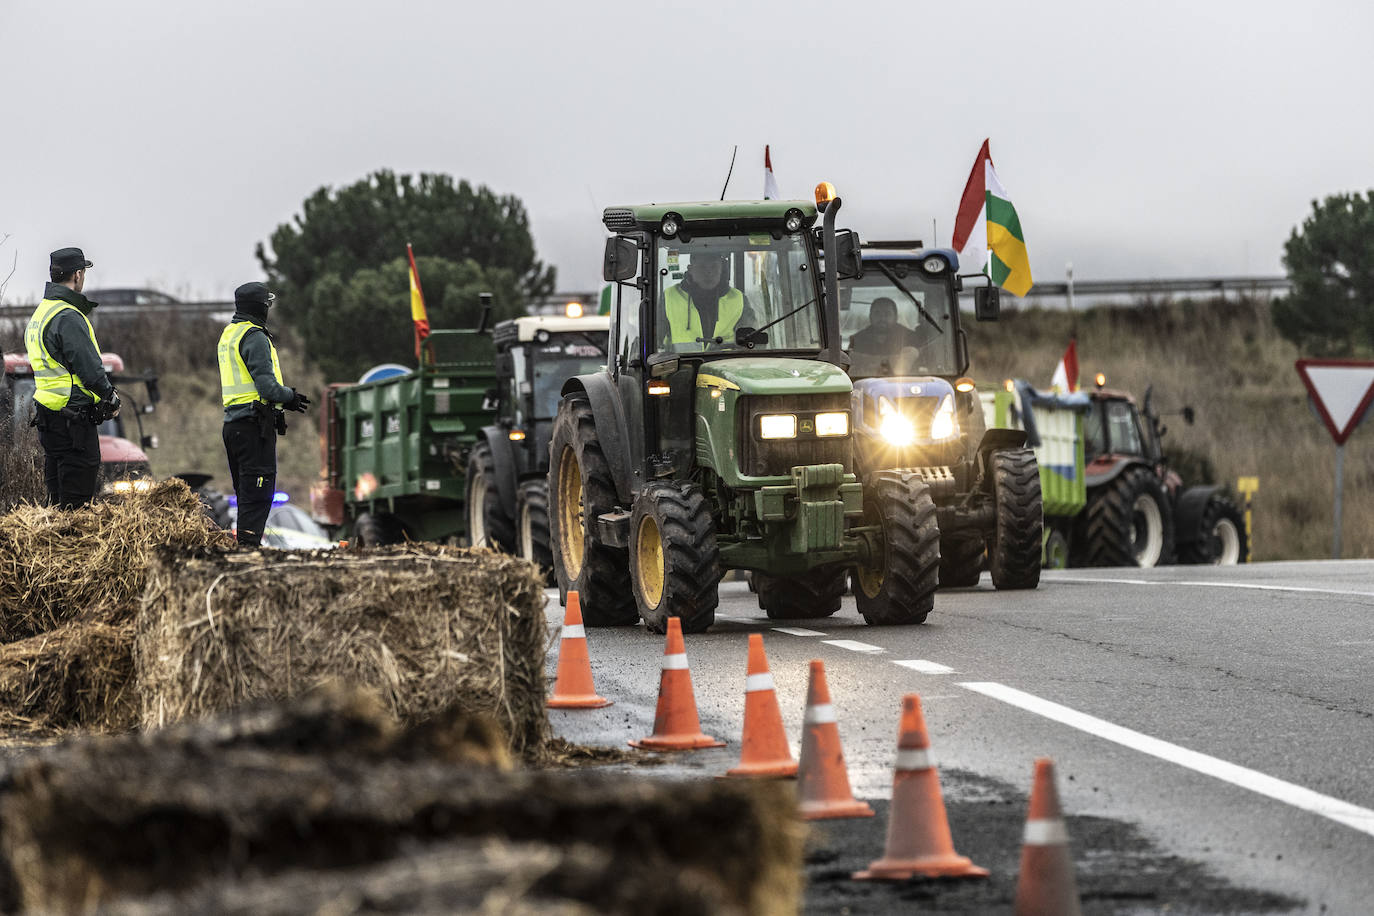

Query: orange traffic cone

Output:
[854, 694, 988, 879]
[629, 617, 725, 750]
[547, 591, 612, 709]
[797, 660, 874, 819]
[725, 633, 797, 778]
[1014, 758, 1082, 916]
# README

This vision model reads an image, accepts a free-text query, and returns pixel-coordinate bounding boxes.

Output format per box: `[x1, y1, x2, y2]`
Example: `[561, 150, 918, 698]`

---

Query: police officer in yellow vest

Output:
[24, 247, 120, 508]
[662, 254, 756, 350]
[218, 282, 309, 548]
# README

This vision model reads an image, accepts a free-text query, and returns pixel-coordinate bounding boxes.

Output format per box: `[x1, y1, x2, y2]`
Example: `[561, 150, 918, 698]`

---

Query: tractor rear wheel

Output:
[548, 395, 637, 626]
[1077, 466, 1175, 568]
[755, 568, 847, 619]
[1179, 495, 1247, 565]
[938, 536, 984, 588]
[854, 470, 940, 625]
[628, 482, 719, 634]
[517, 479, 555, 585]
[466, 442, 515, 551]
[988, 448, 1043, 590]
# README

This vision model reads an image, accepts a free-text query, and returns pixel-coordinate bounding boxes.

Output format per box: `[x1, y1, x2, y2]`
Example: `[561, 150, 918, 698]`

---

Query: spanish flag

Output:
[406, 243, 430, 360]
[951, 139, 1034, 297]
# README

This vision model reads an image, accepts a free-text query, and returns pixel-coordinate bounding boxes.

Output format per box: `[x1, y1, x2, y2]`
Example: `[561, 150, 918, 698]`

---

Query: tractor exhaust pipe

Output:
[818, 192, 844, 368]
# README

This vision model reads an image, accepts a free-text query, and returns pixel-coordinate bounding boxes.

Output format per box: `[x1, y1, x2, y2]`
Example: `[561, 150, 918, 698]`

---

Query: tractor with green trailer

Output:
[838, 242, 1043, 590]
[549, 186, 941, 633]
[466, 312, 610, 579]
[309, 328, 498, 545]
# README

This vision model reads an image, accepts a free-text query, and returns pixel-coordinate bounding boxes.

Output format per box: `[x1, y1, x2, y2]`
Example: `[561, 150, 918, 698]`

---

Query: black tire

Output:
[755, 568, 847, 619]
[1178, 495, 1247, 565]
[548, 395, 637, 626]
[938, 536, 984, 588]
[1076, 466, 1175, 568]
[195, 485, 233, 530]
[517, 479, 555, 585]
[355, 512, 405, 547]
[629, 482, 720, 634]
[988, 448, 1043, 590]
[1043, 527, 1070, 569]
[854, 470, 940, 625]
[466, 442, 515, 551]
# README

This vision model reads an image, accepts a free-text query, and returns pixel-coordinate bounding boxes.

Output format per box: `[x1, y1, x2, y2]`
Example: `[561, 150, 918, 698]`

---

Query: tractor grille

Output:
[602, 208, 636, 231]
[737, 393, 852, 478]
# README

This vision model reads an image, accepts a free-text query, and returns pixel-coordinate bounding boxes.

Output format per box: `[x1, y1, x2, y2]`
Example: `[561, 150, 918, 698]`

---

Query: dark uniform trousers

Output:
[34, 405, 101, 508]
[222, 418, 277, 547]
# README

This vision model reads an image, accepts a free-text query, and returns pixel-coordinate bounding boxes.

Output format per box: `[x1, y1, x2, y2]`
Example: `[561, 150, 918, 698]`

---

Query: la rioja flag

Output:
[763, 145, 780, 200]
[407, 243, 431, 361]
[1051, 338, 1079, 393]
[951, 139, 1034, 297]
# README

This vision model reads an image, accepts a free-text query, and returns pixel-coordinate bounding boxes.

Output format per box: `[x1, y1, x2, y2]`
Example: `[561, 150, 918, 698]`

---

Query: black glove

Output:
[89, 389, 120, 424]
[284, 389, 311, 413]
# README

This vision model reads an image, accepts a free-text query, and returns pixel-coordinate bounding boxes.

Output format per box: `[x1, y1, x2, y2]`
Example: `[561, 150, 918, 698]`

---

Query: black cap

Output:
[49, 247, 93, 272]
[234, 282, 276, 306]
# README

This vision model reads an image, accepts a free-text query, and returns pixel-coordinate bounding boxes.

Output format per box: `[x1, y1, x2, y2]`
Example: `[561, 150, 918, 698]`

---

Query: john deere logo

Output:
[800, 418, 814, 434]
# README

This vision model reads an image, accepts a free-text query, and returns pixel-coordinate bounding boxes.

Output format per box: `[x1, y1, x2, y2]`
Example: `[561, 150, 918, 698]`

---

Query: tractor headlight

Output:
[758, 414, 797, 439]
[783, 208, 805, 233]
[814, 411, 849, 437]
[922, 255, 947, 274]
[107, 479, 154, 495]
[879, 412, 916, 446]
[929, 395, 957, 440]
[661, 213, 682, 238]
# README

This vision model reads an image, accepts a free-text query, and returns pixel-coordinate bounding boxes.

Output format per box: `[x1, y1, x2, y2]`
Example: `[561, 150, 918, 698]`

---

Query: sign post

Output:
[1294, 359, 1374, 559]
[1235, 476, 1259, 562]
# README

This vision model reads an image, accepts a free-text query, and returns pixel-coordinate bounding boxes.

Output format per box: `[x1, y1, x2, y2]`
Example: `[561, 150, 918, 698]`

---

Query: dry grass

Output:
[0, 615, 138, 734]
[971, 296, 1374, 560]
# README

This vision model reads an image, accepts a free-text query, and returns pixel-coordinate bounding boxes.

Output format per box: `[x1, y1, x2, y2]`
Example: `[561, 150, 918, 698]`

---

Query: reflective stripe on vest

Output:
[663, 285, 744, 350]
[24, 299, 101, 410]
[218, 321, 284, 407]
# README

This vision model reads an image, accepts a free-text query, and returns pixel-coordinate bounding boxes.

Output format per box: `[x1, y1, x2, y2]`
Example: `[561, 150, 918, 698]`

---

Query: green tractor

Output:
[548, 188, 941, 633]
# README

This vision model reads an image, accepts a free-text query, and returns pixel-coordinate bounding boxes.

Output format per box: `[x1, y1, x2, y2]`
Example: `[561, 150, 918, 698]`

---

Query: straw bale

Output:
[0, 479, 231, 641]
[0, 723, 801, 915]
[0, 613, 137, 734]
[135, 543, 549, 755]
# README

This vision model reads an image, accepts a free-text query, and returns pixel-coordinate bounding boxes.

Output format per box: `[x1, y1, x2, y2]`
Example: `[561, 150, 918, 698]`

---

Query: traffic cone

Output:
[854, 694, 988, 879]
[797, 660, 874, 819]
[725, 634, 797, 778]
[629, 617, 725, 750]
[1014, 758, 1082, 916]
[547, 591, 612, 709]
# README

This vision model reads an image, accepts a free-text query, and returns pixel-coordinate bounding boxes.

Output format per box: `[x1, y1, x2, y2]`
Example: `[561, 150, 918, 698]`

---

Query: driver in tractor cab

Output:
[661, 254, 757, 350]
[848, 297, 924, 358]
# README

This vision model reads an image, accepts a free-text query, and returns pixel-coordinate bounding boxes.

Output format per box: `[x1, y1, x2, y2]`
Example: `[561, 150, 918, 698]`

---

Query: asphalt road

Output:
[545, 561, 1374, 914]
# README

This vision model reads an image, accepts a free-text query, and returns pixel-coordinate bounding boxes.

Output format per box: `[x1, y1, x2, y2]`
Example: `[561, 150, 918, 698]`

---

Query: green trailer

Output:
[309, 329, 498, 545]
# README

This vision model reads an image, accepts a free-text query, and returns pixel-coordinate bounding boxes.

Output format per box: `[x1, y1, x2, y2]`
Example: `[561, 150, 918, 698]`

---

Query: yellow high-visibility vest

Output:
[218, 321, 283, 407]
[24, 299, 102, 411]
[663, 285, 744, 350]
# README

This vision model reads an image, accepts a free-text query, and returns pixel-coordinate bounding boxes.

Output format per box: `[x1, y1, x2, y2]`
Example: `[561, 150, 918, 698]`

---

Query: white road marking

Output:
[960, 681, 1374, 838]
[822, 639, 885, 654]
[1051, 575, 1374, 599]
[893, 659, 955, 674]
[773, 627, 826, 637]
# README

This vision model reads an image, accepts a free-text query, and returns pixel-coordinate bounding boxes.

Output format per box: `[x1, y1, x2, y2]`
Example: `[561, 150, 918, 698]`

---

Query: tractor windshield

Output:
[1085, 398, 1144, 459]
[527, 337, 607, 420]
[840, 263, 959, 380]
[2, 375, 36, 446]
[653, 233, 821, 354]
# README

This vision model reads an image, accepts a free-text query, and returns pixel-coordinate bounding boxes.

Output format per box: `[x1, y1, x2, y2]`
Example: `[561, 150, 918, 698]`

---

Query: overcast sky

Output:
[2, 0, 1371, 305]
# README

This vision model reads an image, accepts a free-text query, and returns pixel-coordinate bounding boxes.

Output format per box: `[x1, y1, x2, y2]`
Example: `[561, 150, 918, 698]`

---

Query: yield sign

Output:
[1295, 358, 1374, 446]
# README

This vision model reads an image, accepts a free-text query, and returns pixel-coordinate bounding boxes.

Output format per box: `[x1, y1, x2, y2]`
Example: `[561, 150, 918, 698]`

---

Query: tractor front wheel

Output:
[755, 568, 847, 619]
[466, 442, 515, 551]
[1077, 466, 1175, 568]
[548, 395, 637, 626]
[628, 482, 720, 634]
[1179, 495, 1247, 565]
[854, 470, 940, 625]
[988, 448, 1043, 590]
[517, 479, 555, 585]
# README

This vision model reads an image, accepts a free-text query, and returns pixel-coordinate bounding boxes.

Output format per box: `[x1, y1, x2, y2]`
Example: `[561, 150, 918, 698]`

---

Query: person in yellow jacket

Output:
[24, 247, 120, 508]
[218, 282, 309, 548]
[661, 254, 757, 350]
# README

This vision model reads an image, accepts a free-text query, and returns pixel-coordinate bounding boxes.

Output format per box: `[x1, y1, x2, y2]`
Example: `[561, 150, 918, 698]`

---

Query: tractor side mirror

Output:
[145, 378, 161, 406]
[974, 285, 1001, 321]
[831, 230, 863, 280]
[603, 237, 639, 282]
[1182, 406, 1195, 425]
[141, 434, 159, 450]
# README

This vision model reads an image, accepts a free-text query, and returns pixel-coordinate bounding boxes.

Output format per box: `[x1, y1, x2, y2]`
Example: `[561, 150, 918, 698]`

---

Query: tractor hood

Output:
[99, 434, 149, 465]
[696, 358, 852, 396]
[851, 376, 954, 405]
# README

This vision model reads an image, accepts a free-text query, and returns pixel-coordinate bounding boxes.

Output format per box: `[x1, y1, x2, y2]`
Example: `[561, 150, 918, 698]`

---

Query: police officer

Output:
[24, 247, 120, 508]
[218, 282, 309, 548]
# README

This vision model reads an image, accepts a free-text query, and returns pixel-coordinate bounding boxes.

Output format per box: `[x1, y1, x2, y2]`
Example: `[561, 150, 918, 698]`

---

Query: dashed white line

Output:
[893, 659, 954, 674]
[822, 639, 884, 654]
[1051, 576, 1374, 599]
[772, 627, 826, 637]
[960, 681, 1374, 839]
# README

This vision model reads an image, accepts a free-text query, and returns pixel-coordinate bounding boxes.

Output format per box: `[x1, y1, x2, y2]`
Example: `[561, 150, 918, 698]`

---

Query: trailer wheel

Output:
[1043, 528, 1070, 569]
[194, 485, 233, 530]
[1078, 466, 1175, 568]
[988, 448, 1043, 590]
[755, 568, 847, 619]
[854, 470, 940, 625]
[466, 442, 515, 551]
[355, 512, 405, 547]
[548, 395, 637, 626]
[938, 536, 984, 588]
[1178, 495, 1247, 565]
[517, 479, 555, 585]
[629, 481, 719, 634]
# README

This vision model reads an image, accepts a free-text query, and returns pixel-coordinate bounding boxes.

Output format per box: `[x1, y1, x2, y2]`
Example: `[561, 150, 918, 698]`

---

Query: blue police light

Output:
[272, 491, 290, 504]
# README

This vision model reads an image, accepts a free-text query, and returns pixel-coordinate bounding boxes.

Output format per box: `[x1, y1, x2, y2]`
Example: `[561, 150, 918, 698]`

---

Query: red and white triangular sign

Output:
[1296, 358, 1374, 446]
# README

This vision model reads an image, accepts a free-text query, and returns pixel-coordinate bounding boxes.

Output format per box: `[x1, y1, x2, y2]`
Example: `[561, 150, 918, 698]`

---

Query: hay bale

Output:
[135, 544, 548, 755]
[0, 613, 137, 733]
[0, 479, 231, 641]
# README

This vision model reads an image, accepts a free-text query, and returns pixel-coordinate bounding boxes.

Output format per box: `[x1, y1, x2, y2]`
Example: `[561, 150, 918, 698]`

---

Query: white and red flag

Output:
[763, 145, 780, 200]
[1051, 338, 1079, 394]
